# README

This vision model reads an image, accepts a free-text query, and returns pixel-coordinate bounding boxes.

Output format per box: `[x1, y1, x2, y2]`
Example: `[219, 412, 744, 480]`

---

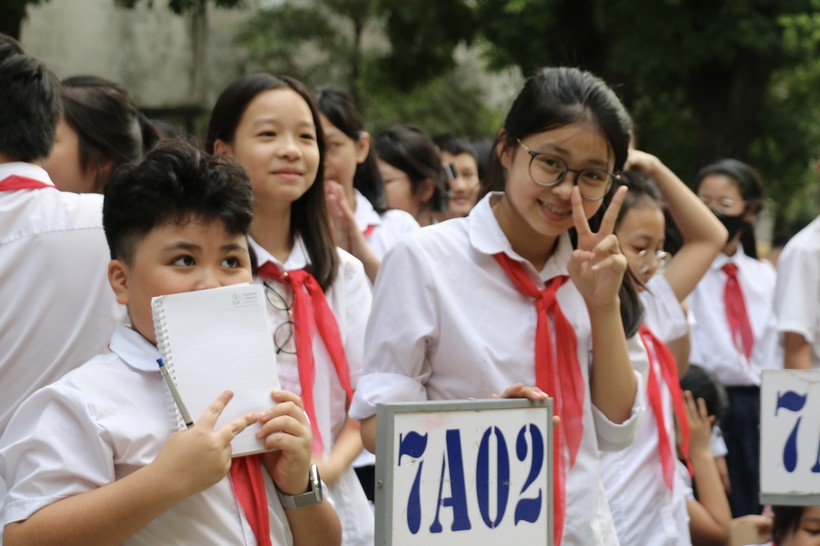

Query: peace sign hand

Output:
[150, 390, 258, 500]
[567, 185, 629, 309]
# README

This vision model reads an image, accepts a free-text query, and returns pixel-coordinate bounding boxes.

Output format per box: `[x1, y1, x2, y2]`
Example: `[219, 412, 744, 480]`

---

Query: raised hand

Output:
[258, 389, 313, 495]
[151, 390, 257, 498]
[567, 185, 629, 308]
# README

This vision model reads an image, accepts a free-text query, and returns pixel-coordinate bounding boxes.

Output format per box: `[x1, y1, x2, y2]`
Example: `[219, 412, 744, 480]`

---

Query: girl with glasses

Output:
[601, 152, 727, 546]
[206, 74, 374, 546]
[687, 159, 781, 519]
[313, 86, 420, 284]
[352, 66, 644, 546]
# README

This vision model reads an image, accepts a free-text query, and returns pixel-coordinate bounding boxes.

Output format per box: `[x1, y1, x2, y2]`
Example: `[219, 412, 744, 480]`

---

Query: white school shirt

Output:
[351, 190, 417, 469]
[688, 247, 781, 386]
[774, 216, 820, 368]
[350, 192, 643, 546]
[601, 275, 692, 546]
[248, 236, 374, 546]
[0, 163, 124, 433]
[0, 325, 298, 545]
[353, 189, 420, 259]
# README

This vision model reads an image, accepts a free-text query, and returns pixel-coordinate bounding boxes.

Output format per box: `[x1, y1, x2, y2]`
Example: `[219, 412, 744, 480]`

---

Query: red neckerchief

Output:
[722, 263, 755, 361]
[0, 175, 54, 191]
[362, 224, 376, 238]
[638, 325, 693, 488]
[493, 253, 585, 546]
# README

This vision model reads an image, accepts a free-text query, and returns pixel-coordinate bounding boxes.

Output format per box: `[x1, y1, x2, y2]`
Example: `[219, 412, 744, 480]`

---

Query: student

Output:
[205, 74, 374, 546]
[688, 159, 781, 517]
[774, 213, 820, 370]
[0, 37, 123, 434]
[765, 505, 820, 546]
[43, 75, 150, 194]
[601, 153, 727, 546]
[314, 86, 419, 283]
[351, 67, 644, 546]
[678, 364, 733, 546]
[373, 125, 448, 227]
[0, 140, 342, 545]
[433, 133, 482, 220]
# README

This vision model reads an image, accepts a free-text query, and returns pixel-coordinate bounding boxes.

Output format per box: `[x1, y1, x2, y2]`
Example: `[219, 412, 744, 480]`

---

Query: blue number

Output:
[812, 432, 820, 474]
[398, 431, 428, 534]
[514, 423, 544, 524]
[775, 390, 808, 473]
[476, 426, 510, 528]
[430, 429, 472, 533]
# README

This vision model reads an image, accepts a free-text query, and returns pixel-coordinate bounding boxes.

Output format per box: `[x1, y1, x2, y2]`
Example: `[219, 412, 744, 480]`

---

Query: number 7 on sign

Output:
[774, 390, 820, 473]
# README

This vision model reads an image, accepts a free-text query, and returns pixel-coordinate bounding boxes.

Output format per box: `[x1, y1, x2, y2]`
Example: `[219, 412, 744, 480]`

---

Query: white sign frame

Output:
[375, 398, 553, 546]
[760, 369, 820, 506]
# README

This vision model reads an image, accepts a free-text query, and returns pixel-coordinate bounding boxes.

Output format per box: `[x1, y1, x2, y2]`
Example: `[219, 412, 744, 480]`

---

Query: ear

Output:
[496, 128, 512, 170]
[744, 201, 762, 222]
[417, 178, 436, 204]
[94, 158, 114, 193]
[108, 259, 131, 306]
[355, 131, 371, 165]
[213, 139, 232, 157]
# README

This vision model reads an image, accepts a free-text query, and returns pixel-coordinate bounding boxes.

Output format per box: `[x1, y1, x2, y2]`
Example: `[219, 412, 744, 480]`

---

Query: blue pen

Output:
[157, 358, 194, 428]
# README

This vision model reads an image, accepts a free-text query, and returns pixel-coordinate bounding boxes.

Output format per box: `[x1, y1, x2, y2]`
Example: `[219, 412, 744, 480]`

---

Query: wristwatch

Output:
[276, 463, 323, 509]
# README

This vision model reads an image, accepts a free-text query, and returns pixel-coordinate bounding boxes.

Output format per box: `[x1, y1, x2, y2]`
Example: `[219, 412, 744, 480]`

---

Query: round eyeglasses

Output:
[626, 248, 671, 274]
[263, 281, 296, 355]
[517, 139, 617, 201]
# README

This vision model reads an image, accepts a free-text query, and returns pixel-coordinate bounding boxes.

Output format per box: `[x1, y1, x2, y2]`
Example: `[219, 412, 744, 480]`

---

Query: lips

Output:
[537, 199, 571, 218]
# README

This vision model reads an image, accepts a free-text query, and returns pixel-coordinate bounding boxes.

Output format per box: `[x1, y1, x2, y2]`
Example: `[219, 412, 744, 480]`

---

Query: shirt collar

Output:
[109, 324, 162, 373]
[468, 191, 572, 280]
[0, 162, 55, 186]
[248, 233, 310, 270]
[354, 189, 382, 232]
[711, 244, 750, 271]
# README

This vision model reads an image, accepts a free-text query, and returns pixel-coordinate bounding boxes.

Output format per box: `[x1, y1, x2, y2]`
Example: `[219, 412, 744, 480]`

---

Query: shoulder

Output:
[741, 254, 776, 282]
[380, 209, 421, 231]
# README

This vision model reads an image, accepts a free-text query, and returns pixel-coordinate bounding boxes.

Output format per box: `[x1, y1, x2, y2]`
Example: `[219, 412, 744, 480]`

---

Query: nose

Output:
[551, 170, 579, 199]
[195, 267, 222, 291]
[276, 134, 301, 160]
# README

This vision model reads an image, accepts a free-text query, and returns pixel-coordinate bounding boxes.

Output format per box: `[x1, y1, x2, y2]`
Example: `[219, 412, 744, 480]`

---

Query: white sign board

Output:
[760, 369, 820, 505]
[375, 399, 553, 546]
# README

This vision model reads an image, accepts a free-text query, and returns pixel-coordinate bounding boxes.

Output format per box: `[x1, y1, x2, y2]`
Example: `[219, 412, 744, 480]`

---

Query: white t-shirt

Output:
[688, 247, 781, 386]
[350, 192, 643, 546]
[775, 216, 820, 368]
[0, 163, 124, 433]
[249, 236, 374, 546]
[353, 189, 419, 259]
[601, 275, 691, 546]
[0, 325, 297, 545]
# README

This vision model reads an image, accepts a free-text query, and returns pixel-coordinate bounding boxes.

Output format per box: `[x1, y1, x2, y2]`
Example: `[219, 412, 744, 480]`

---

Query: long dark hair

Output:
[205, 73, 338, 290]
[693, 158, 764, 260]
[486, 66, 641, 336]
[314, 86, 388, 213]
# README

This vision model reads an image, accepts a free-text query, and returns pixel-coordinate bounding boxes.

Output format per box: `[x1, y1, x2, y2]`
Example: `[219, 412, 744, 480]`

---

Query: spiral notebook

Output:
[151, 283, 279, 456]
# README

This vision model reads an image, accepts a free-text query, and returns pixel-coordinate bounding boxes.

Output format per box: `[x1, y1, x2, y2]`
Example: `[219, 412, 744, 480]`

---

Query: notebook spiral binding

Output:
[152, 297, 187, 431]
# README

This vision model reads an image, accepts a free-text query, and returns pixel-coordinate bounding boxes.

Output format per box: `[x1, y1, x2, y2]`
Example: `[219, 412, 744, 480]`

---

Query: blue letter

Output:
[429, 429, 472, 533]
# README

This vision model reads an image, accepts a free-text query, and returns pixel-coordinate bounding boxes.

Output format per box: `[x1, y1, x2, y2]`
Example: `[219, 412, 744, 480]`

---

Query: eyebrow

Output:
[538, 143, 609, 167]
[161, 242, 248, 254]
[250, 117, 315, 130]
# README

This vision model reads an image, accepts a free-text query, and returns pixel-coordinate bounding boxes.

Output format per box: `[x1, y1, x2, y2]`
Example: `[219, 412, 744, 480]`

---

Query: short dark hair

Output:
[0, 40, 61, 162]
[314, 86, 388, 213]
[433, 134, 477, 160]
[615, 170, 664, 228]
[205, 73, 338, 291]
[680, 364, 729, 424]
[374, 125, 448, 214]
[103, 140, 254, 264]
[60, 75, 145, 191]
[771, 505, 807, 543]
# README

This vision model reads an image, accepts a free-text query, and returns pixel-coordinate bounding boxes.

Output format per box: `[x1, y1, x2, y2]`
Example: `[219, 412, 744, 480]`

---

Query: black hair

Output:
[771, 505, 808, 543]
[103, 139, 254, 265]
[0, 40, 61, 162]
[59, 75, 145, 192]
[433, 134, 478, 159]
[314, 86, 388, 213]
[374, 125, 448, 216]
[484, 67, 640, 336]
[615, 170, 665, 228]
[205, 73, 338, 291]
[679, 364, 729, 425]
[693, 158, 764, 259]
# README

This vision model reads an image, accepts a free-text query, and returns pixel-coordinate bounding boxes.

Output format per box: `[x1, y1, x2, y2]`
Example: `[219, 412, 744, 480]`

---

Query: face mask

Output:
[712, 210, 747, 242]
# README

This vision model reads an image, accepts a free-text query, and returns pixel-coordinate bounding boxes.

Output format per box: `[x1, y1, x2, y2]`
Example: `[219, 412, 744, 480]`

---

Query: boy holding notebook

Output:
[0, 140, 342, 546]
